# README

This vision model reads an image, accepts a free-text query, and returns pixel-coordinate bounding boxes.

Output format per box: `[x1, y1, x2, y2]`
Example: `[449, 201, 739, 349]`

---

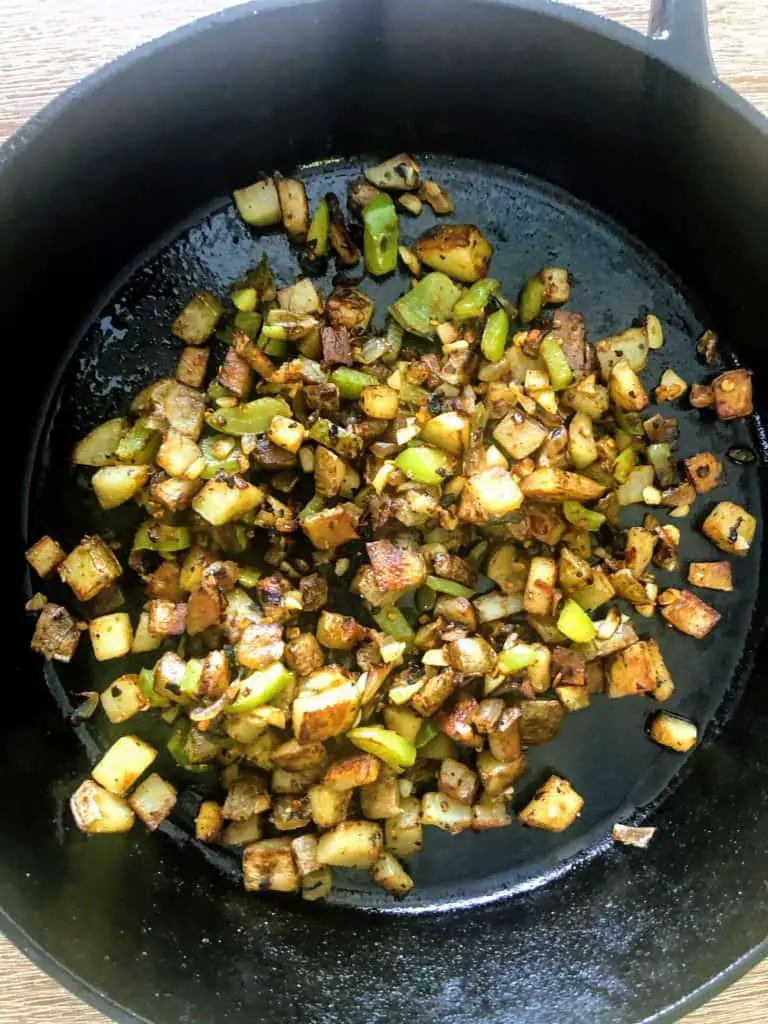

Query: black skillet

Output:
[2, 0, 767, 1021]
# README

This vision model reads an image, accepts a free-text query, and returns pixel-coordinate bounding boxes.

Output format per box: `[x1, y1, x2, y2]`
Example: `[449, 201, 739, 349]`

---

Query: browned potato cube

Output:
[176, 345, 209, 388]
[421, 792, 473, 833]
[128, 773, 177, 831]
[446, 636, 496, 676]
[522, 556, 557, 616]
[476, 750, 527, 797]
[101, 674, 148, 724]
[366, 539, 426, 593]
[609, 359, 649, 412]
[70, 780, 135, 834]
[684, 451, 723, 494]
[292, 677, 360, 743]
[243, 838, 300, 892]
[438, 758, 479, 804]
[371, 852, 414, 898]
[361, 771, 401, 819]
[324, 754, 380, 792]
[302, 505, 359, 550]
[687, 561, 733, 592]
[518, 700, 564, 745]
[291, 834, 320, 877]
[58, 535, 122, 601]
[606, 641, 659, 698]
[270, 795, 311, 832]
[518, 774, 583, 832]
[457, 468, 524, 522]
[701, 501, 756, 556]
[92, 735, 157, 795]
[624, 527, 656, 577]
[89, 612, 133, 661]
[147, 599, 187, 637]
[195, 800, 224, 843]
[556, 684, 591, 711]
[31, 603, 83, 663]
[519, 468, 606, 503]
[271, 739, 327, 772]
[25, 535, 66, 577]
[648, 711, 698, 752]
[316, 820, 383, 868]
[307, 784, 350, 828]
[316, 610, 366, 650]
[285, 633, 324, 677]
[487, 708, 523, 763]
[410, 670, 457, 717]
[659, 588, 720, 638]
[222, 777, 271, 821]
[712, 369, 753, 420]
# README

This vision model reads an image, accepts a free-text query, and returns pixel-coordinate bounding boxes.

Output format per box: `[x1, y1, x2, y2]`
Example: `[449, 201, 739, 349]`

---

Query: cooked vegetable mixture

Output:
[26, 154, 757, 899]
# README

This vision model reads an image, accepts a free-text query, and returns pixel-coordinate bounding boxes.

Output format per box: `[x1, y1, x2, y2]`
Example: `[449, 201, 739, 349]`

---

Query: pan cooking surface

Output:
[27, 156, 762, 912]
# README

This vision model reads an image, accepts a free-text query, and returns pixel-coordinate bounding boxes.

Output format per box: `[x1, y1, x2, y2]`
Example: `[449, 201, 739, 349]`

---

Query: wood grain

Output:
[0, 2, 766, 1022]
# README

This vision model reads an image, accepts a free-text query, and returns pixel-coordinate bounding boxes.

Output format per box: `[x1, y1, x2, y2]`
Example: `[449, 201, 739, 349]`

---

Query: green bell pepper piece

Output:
[306, 197, 330, 259]
[329, 367, 378, 399]
[481, 308, 510, 363]
[452, 278, 500, 320]
[389, 272, 462, 337]
[347, 726, 416, 769]
[519, 275, 545, 324]
[424, 575, 475, 598]
[540, 334, 573, 390]
[133, 523, 191, 552]
[233, 310, 263, 339]
[199, 434, 241, 479]
[562, 500, 606, 532]
[396, 446, 453, 485]
[371, 606, 415, 643]
[115, 421, 161, 465]
[226, 662, 293, 714]
[557, 598, 597, 643]
[362, 194, 399, 276]
[166, 720, 213, 773]
[205, 396, 291, 436]
[415, 719, 439, 749]
[137, 667, 170, 709]
[415, 585, 437, 614]
[497, 643, 538, 675]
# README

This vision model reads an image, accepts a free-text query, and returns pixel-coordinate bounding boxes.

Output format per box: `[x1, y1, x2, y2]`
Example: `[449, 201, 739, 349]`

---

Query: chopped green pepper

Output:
[200, 434, 242, 478]
[166, 720, 213, 773]
[389, 272, 462, 337]
[306, 197, 330, 259]
[415, 719, 439, 749]
[396, 446, 453, 485]
[204, 396, 291, 436]
[452, 278, 500, 320]
[372, 606, 415, 643]
[562, 500, 605, 532]
[540, 334, 573, 390]
[133, 523, 191, 552]
[424, 575, 475, 598]
[261, 310, 318, 341]
[497, 643, 538, 675]
[415, 585, 437, 614]
[613, 447, 638, 483]
[237, 567, 263, 588]
[115, 421, 161, 465]
[557, 598, 597, 642]
[307, 418, 362, 458]
[347, 726, 416, 769]
[519, 275, 545, 324]
[299, 495, 325, 521]
[137, 667, 170, 709]
[466, 540, 489, 572]
[233, 310, 263, 339]
[647, 443, 677, 487]
[362, 194, 399, 276]
[614, 407, 645, 437]
[226, 662, 293, 714]
[383, 320, 404, 363]
[232, 286, 258, 312]
[480, 308, 510, 363]
[329, 367, 378, 399]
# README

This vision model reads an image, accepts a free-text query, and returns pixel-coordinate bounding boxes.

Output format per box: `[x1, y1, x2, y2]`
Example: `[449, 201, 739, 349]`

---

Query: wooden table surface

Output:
[1, 0, 766, 1021]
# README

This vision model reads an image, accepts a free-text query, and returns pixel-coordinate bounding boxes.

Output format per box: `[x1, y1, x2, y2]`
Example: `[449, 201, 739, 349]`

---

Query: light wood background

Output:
[1, 1, 766, 1021]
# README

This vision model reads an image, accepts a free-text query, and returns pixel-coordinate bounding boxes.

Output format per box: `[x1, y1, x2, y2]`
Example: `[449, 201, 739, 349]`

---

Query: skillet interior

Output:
[27, 154, 763, 910]
[3, 1, 767, 1020]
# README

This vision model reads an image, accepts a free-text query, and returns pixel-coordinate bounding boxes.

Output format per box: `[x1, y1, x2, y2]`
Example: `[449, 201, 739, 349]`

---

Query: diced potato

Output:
[605, 640, 657, 698]
[70, 779, 135, 834]
[25, 535, 66, 578]
[302, 866, 333, 901]
[625, 526, 656, 577]
[156, 430, 202, 478]
[302, 504, 360, 550]
[192, 476, 265, 525]
[383, 796, 423, 859]
[176, 345, 209, 388]
[539, 267, 570, 304]
[438, 758, 478, 804]
[458, 467, 524, 522]
[556, 684, 591, 711]
[276, 178, 309, 241]
[476, 750, 527, 797]
[518, 775, 583, 832]
[472, 590, 523, 624]
[72, 417, 129, 467]
[361, 385, 399, 420]
[446, 636, 496, 676]
[492, 411, 547, 460]
[308, 784, 350, 828]
[314, 446, 347, 498]
[522, 556, 557, 616]
[486, 544, 527, 594]
[243, 838, 300, 893]
[366, 539, 426, 593]
[316, 820, 384, 868]
[271, 795, 311, 831]
[58, 535, 122, 601]
[413, 224, 492, 282]
[609, 359, 649, 411]
[364, 153, 420, 190]
[568, 411, 597, 470]
[612, 823, 657, 848]
[712, 369, 753, 420]
[89, 612, 133, 661]
[325, 752, 381, 792]
[31, 603, 83, 663]
[487, 707, 523, 763]
[520, 468, 605, 503]
[92, 735, 157, 795]
[233, 178, 282, 227]
[419, 179, 453, 214]
[128, 773, 177, 830]
[271, 739, 327, 773]
[271, 765, 324, 795]
[223, 777, 271, 821]
[361, 770, 401, 819]
[285, 633, 324, 677]
[594, 327, 649, 380]
[659, 588, 720, 638]
[277, 278, 322, 315]
[100, 674, 148, 724]
[147, 599, 187, 637]
[291, 834, 320, 877]
[562, 376, 610, 420]
[687, 561, 733, 592]
[648, 712, 698, 752]
[421, 792, 472, 834]
[172, 291, 223, 345]
[267, 415, 305, 453]
[572, 570, 615, 612]
[410, 670, 457, 717]
[684, 451, 722, 494]
[701, 501, 756, 556]
[420, 411, 470, 454]
[524, 644, 552, 693]
[383, 706, 422, 744]
[293, 678, 360, 742]
[195, 800, 224, 843]
[315, 610, 364, 651]
[223, 816, 264, 847]
[610, 567, 648, 606]
[371, 852, 414, 898]
[472, 798, 512, 831]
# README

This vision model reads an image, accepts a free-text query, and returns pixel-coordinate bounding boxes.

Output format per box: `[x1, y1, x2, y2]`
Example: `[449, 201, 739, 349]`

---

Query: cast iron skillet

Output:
[2, 0, 767, 1021]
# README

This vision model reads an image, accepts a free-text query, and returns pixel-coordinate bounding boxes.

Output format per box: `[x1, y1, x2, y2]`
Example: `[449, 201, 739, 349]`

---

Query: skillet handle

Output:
[647, 0, 716, 81]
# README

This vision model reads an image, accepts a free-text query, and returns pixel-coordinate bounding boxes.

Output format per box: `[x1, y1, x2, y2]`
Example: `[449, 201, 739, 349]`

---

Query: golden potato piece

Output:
[518, 775, 583, 832]
[520, 468, 606, 503]
[701, 501, 756, 556]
